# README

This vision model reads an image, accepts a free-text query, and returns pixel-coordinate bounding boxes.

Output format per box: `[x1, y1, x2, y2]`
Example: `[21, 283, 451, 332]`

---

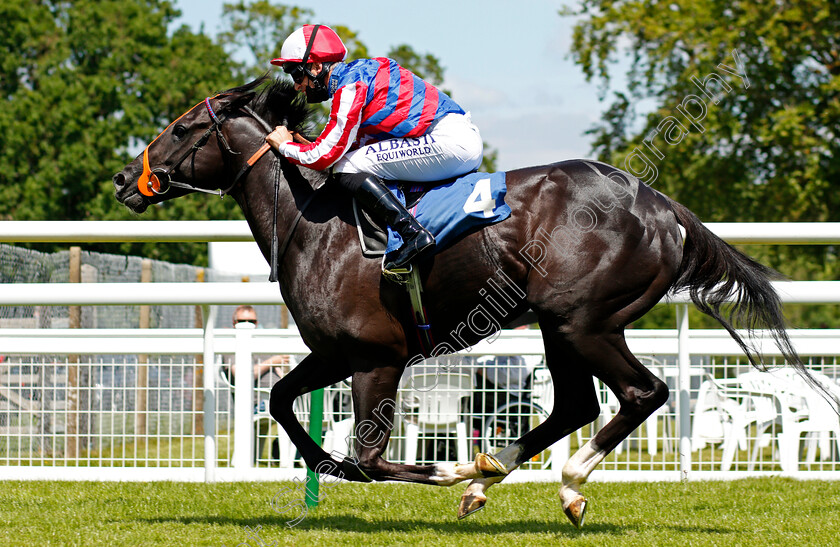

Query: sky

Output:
[174, 0, 615, 171]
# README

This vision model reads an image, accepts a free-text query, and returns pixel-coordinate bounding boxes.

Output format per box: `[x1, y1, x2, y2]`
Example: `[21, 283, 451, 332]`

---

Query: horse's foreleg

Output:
[348, 366, 448, 484]
[346, 366, 502, 485]
[268, 354, 365, 481]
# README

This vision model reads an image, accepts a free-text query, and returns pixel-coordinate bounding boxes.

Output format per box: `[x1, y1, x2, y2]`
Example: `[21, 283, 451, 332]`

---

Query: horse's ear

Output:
[216, 92, 256, 114]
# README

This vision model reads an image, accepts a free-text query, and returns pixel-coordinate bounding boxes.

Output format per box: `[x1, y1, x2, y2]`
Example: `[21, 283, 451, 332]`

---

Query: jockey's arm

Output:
[266, 82, 366, 171]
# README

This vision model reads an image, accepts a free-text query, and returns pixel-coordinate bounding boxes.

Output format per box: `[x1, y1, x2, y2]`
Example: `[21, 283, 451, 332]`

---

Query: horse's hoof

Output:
[562, 496, 588, 529]
[457, 492, 486, 519]
[475, 453, 508, 478]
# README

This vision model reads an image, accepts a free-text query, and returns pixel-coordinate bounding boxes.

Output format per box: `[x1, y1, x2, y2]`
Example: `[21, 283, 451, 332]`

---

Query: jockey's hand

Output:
[266, 126, 294, 148]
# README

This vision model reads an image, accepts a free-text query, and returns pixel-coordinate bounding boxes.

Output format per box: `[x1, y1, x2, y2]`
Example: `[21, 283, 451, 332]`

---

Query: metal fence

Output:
[1, 326, 840, 482]
[1, 221, 840, 482]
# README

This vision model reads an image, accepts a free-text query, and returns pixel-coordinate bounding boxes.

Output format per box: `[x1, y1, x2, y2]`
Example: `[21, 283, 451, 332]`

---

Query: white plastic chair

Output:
[529, 368, 554, 415]
[284, 384, 355, 467]
[720, 371, 783, 471]
[691, 375, 743, 452]
[525, 367, 567, 468]
[221, 366, 354, 468]
[401, 372, 473, 465]
[593, 377, 623, 453]
[637, 356, 671, 455]
[773, 369, 840, 469]
[720, 369, 811, 471]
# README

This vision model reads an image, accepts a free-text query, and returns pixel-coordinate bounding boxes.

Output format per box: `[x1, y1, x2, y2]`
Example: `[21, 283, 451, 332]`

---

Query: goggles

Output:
[283, 63, 307, 85]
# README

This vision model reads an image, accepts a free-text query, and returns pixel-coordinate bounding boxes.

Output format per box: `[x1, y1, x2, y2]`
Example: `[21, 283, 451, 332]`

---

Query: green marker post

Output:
[305, 388, 324, 508]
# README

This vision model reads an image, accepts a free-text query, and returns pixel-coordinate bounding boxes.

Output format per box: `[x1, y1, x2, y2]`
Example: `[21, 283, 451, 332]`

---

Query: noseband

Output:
[137, 97, 274, 197]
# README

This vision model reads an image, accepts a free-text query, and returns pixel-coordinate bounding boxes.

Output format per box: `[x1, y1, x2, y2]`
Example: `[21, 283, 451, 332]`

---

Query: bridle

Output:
[137, 93, 314, 283]
[137, 96, 274, 198]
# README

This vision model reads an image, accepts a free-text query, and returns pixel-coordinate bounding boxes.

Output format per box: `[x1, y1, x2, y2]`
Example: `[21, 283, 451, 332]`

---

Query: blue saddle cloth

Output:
[386, 172, 511, 254]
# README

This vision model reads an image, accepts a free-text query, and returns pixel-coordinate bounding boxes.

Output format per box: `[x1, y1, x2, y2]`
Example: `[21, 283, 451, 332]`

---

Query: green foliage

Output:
[384, 44, 499, 172]
[384, 43, 499, 172]
[2, 1, 495, 264]
[219, 1, 312, 78]
[0, 0, 242, 264]
[388, 44, 446, 87]
[563, 1, 840, 328]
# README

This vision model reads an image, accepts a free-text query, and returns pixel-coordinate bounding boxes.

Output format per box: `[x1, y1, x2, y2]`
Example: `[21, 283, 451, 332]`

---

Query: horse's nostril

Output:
[113, 172, 126, 189]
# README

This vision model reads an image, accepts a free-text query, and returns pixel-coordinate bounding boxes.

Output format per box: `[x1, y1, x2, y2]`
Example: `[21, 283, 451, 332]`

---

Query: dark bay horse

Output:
[113, 77, 819, 527]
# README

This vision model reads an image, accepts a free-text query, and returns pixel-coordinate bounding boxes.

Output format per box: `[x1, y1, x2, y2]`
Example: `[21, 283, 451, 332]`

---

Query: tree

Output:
[385, 44, 498, 172]
[218, 1, 368, 79]
[563, 1, 840, 328]
[0, 0, 241, 264]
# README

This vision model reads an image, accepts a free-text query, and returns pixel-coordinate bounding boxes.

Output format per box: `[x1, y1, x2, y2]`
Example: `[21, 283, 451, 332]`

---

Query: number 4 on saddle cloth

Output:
[352, 171, 511, 262]
[352, 171, 511, 356]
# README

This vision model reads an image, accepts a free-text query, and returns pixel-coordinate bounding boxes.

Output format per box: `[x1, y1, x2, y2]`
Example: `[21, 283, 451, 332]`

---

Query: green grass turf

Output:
[1, 478, 840, 546]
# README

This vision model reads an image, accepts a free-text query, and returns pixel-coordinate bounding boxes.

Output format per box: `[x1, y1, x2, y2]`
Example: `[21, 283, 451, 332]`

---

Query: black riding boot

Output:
[341, 173, 435, 270]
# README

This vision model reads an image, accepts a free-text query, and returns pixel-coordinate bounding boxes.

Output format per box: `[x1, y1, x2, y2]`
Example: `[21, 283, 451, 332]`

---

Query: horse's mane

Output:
[220, 76, 328, 186]
[221, 75, 312, 133]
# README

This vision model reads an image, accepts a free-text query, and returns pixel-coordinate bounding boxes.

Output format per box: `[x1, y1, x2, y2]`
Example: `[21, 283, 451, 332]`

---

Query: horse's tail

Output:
[665, 197, 836, 402]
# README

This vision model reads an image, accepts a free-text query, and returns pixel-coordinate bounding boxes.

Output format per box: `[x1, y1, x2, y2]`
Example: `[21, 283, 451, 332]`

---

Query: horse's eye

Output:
[173, 125, 187, 141]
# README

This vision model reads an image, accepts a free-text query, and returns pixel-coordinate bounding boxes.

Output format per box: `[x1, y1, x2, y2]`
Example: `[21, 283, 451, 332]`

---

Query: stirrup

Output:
[381, 230, 435, 275]
[381, 262, 412, 283]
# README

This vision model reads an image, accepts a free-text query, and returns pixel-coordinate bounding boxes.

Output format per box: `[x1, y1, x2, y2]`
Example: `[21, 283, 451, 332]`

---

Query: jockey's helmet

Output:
[271, 24, 347, 66]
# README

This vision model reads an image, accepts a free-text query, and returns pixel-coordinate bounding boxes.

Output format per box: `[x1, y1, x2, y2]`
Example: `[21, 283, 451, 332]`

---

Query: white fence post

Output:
[233, 322, 256, 472]
[202, 305, 218, 483]
[677, 304, 691, 480]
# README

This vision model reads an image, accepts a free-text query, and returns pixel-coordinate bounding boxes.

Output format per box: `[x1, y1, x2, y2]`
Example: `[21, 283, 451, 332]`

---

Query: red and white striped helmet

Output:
[271, 24, 347, 65]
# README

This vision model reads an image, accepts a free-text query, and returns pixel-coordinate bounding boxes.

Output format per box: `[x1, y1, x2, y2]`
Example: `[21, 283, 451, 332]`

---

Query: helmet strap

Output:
[300, 24, 321, 65]
[298, 60, 334, 103]
[298, 24, 331, 102]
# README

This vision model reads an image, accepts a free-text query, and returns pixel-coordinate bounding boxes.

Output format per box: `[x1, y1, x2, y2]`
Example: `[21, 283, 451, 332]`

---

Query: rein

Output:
[138, 96, 316, 282]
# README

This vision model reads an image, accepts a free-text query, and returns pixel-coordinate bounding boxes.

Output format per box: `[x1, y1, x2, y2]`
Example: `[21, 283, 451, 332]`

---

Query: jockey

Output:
[265, 24, 483, 272]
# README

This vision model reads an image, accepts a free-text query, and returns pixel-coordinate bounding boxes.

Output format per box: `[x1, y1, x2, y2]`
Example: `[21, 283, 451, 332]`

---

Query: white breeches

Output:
[334, 112, 483, 181]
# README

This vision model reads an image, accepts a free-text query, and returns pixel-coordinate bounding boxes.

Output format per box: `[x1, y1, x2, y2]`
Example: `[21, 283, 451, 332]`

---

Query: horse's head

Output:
[113, 91, 253, 213]
[114, 77, 304, 214]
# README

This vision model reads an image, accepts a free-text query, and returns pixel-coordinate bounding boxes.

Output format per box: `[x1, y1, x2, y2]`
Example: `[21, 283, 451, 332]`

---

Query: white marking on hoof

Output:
[430, 462, 462, 486]
[558, 440, 606, 527]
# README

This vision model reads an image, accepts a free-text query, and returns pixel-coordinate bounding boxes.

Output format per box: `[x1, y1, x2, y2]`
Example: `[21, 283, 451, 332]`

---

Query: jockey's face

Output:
[294, 62, 322, 93]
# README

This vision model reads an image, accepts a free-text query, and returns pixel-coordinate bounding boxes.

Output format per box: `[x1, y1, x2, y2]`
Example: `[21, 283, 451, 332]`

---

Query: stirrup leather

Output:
[381, 265, 435, 357]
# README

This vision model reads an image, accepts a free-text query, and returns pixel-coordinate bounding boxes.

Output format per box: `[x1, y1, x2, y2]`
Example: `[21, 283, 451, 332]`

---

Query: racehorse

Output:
[113, 76, 823, 527]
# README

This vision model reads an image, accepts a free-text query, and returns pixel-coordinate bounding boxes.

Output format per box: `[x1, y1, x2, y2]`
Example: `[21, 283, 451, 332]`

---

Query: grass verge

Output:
[1, 478, 839, 546]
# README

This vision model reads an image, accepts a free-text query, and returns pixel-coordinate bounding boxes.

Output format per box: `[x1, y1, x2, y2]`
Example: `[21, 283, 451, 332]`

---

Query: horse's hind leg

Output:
[459, 329, 601, 519]
[459, 327, 668, 527]
[556, 330, 668, 527]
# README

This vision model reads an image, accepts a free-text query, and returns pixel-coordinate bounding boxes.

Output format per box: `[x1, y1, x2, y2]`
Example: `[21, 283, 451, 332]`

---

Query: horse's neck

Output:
[233, 158, 326, 275]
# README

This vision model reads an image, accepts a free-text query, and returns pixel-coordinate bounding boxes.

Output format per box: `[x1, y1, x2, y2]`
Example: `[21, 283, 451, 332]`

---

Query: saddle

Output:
[351, 171, 511, 357]
[353, 184, 429, 257]
[352, 171, 511, 258]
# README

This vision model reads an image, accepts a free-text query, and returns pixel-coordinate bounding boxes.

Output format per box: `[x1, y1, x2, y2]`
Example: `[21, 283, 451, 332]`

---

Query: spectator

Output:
[227, 305, 292, 382]
[225, 305, 295, 463]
